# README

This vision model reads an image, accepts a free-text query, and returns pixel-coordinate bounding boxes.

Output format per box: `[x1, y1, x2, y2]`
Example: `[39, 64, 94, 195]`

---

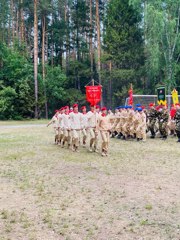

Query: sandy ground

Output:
[0, 122, 180, 240]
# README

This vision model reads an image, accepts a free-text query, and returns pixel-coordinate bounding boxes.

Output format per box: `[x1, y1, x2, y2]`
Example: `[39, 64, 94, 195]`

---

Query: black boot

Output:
[170, 130, 174, 135]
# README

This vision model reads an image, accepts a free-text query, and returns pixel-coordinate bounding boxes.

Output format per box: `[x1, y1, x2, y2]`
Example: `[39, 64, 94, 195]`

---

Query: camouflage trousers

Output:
[136, 125, 146, 141]
[159, 121, 168, 137]
[149, 119, 156, 137]
[175, 122, 180, 138]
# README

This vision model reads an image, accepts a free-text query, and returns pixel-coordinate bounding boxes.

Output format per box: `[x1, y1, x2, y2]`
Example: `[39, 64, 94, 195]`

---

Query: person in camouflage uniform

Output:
[147, 103, 158, 138]
[174, 104, 180, 142]
[158, 105, 169, 140]
[168, 105, 176, 136]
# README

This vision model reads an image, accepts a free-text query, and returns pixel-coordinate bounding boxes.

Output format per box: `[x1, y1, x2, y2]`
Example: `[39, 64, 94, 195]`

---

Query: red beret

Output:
[81, 106, 86, 110]
[90, 104, 96, 107]
[156, 106, 160, 110]
[96, 105, 100, 109]
[149, 103, 155, 107]
[64, 106, 69, 109]
[101, 107, 107, 111]
[73, 104, 78, 108]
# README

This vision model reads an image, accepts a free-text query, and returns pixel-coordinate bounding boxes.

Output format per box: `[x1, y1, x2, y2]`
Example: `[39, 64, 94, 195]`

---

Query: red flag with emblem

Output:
[85, 85, 102, 105]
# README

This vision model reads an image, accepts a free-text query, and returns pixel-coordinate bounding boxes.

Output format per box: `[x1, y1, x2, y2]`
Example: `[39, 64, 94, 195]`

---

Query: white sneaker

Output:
[75, 147, 80, 153]
[89, 147, 93, 152]
[101, 152, 106, 157]
[94, 148, 99, 153]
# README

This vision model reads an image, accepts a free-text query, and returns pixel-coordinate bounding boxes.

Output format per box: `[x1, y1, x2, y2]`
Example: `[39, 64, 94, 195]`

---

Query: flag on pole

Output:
[128, 84, 133, 106]
[85, 85, 102, 105]
[157, 86, 166, 105]
[171, 89, 179, 106]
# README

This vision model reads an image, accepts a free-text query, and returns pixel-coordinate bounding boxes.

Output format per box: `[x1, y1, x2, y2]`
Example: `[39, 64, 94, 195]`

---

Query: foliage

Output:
[103, 0, 144, 107]
[0, 86, 17, 119]
[130, 0, 180, 94]
[1, 0, 180, 118]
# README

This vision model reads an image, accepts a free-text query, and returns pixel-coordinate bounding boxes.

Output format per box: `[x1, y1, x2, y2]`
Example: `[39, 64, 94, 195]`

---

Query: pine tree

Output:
[104, 0, 144, 106]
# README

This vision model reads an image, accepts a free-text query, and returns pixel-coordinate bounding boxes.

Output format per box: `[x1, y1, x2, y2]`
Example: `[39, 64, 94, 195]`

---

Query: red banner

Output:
[85, 85, 102, 105]
[128, 88, 133, 106]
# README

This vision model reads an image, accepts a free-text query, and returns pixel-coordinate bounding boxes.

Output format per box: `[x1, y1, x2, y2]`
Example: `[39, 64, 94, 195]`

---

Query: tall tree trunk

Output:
[51, 30, 54, 67]
[96, 0, 101, 83]
[8, 16, 11, 46]
[109, 60, 112, 108]
[11, 0, 15, 44]
[34, 0, 38, 118]
[96, 0, 102, 105]
[50, 10, 54, 67]
[42, 15, 48, 119]
[20, 0, 25, 43]
[16, 9, 19, 40]
[76, 0, 80, 90]
[89, 0, 93, 80]
[65, 2, 69, 75]
[42, 16, 45, 81]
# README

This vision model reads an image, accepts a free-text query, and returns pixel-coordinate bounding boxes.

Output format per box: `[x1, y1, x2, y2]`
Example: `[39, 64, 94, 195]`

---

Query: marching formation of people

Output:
[47, 102, 180, 157]
[47, 104, 112, 157]
[111, 103, 180, 142]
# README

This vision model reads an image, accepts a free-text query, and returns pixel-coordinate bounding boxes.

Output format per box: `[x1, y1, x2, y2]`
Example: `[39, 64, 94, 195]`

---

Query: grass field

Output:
[0, 121, 180, 240]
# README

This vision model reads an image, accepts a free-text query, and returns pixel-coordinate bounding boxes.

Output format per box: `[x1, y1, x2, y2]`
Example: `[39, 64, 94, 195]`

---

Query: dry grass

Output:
[0, 121, 180, 240]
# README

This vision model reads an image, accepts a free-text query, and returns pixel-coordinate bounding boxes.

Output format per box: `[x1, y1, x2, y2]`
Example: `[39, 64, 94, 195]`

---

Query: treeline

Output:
[0, 0, 180, 119]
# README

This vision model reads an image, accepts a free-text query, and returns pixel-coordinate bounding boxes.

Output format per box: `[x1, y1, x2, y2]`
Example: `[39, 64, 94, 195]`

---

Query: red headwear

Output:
[149, 103, 155, 107]
[64, 106, 69, 109]
[90, 104, 96, 107]
[156, 106, 160, 111]
[81, 106, 86, 110]
[170, 108, 176, 119]
[73, 104, 78, 108]
[59, 107, 64, 111]
[101, 107, 107, 111]
[141, 106, 145, 110]
[96, 105, 100, 109]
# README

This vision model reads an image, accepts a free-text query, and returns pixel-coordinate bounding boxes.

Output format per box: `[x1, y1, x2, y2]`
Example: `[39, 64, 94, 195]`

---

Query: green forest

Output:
[0, 0, 180, 119]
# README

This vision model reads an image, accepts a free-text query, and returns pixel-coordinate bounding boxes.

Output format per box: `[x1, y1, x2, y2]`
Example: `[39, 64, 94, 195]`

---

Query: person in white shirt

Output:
[80, 106, 88, 147]
[96, 105, 101, 115]
[61, 106, 71, 148]
[47, 109, 60, 144]
[87, 104, 99, 152]
[69, 104, 82, 152]
[57, 107, 65, 145]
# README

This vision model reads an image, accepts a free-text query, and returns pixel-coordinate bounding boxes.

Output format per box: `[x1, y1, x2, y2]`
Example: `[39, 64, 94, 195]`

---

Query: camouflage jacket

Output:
[147, 108, 158, 120]
[174, 109, 180, 126]
[158, 109, 169, 123]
